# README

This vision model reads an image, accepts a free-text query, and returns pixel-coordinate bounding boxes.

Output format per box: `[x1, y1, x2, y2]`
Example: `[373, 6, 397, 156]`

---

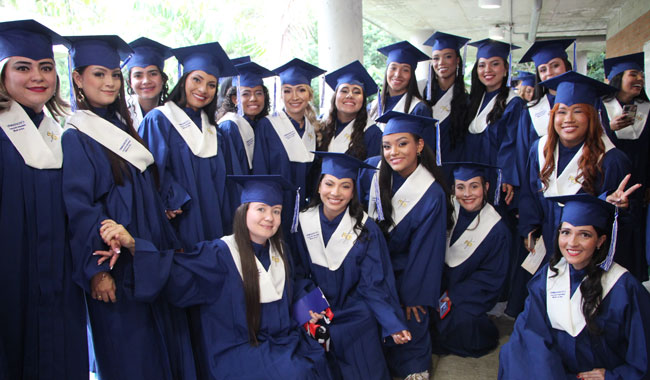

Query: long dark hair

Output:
[424, 52, 469, 149]
[166, 72, 219, 126]
[318, 93, 368, 160]
[233, 203, 288, 346]
[380, 64, 423, 114]
[528, 58, 573, 107]
[126, 66, 170, 106]
[602, 71, 650, 103]
[216, 84, 271, 122]
[466, 58, 510, 126]
[549, 225, 610, 335]
[377, 134, 453, 235]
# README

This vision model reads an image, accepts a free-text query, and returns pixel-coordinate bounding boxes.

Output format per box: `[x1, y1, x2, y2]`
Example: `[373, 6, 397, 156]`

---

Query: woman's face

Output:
[519, 85, 534, 102]
[454, 176, 487, 212]
[382, 132, 423, 178]
[386, 62, 411, 96]
[431, 48, 459, 81]
[237, 85, 265, 117]
[184, 70, 217, 111]
[129, 65, 163, 101]
[620, 69, 645, 99]
[282, 84, 312, 117]
[558, 222, 606, 270]
[477, 57, 506, 92]
[335, 83, 364, 120]
[319, 174, 354, 219]
[554, 103, 589, 148]
[246, 202, 282, 245]
[3, 56, 57, 112]
[73, 65, 121, 108]
[537, 57, 567, 82]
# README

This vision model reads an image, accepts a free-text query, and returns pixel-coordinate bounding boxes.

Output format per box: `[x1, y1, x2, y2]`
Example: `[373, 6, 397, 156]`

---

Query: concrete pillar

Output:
[575, 50, 588, 75]
[409, 30, 434, 96]
[644, 40, 650, 95]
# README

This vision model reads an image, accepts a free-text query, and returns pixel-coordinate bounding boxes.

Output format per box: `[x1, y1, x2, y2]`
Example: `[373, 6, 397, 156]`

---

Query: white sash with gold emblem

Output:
[602, 98, 650, 140]
[267, 112, 315, 163]
[432, 84, 454, 123]
[299, 206, 368, 271]
[370, 95, 422, 132]
[0, 100, 63, 169]
[546, 259, 626, 337]
[528, 95, 551, 137]
[218, 112, 255, 169]
[65, 110, 154, 172]
[222, 234, 285, 304]
[446, 200, 501, 268]
[468, 88, 517, 134]
[157, 102, 217, 158]
[537, 135, 614, 197]
[328, 118, 374, 153]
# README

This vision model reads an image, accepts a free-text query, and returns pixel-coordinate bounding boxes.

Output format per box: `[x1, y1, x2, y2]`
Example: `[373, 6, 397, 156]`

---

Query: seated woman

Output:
[499, 194, 650, 379]
[432, 162, 509, 357]
[292, 151, 410, 379]
[97, 175, 333, 380]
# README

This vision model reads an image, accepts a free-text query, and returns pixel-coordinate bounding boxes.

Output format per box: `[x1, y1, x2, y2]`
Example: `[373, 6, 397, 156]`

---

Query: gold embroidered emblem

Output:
[441, 106, 450, 113]
[47, 131, 59, 142]
[568, 175, 579, 184]
[344, 133, 351, 141]
[397, 199, 408, 208]
[271, 256, 280, 263]
[207, 127, 215, 135]
[464, 240, 473, 248]
[341, 232, 353, 240]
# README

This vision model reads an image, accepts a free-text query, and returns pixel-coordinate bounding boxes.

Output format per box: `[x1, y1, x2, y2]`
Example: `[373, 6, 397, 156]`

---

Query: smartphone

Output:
[623, 104, 637, 121]
[438, 291, 451, 319]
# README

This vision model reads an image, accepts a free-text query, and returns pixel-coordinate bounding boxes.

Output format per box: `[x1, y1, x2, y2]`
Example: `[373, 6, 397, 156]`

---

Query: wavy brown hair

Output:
[317, 91, 368, 160]
[539, 103, 605, 195]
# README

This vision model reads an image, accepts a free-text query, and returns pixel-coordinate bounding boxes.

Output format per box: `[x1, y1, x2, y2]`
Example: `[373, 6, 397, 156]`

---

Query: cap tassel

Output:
[507, 47, 513, 87]
[462, 44, 467, 76]
[236, 76, 244, 117]
[494, 168, 503, 206]
[435, 120, 442, 166]
[599, 207, 619, 271]
[319, 75, 325, 110]
[572, 41, 577, 68]
[290, 187, 301, 233]
[425, 62, 433, 102]
[377, 88, 383, 118]
[177, 62, 182, 81]
[272, 77, 278, 116]
[67, 52, 77, 111]
[372, 174, 385, 221]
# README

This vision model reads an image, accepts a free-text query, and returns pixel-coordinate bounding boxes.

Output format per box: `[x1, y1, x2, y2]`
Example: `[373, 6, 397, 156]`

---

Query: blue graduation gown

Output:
[358, 158, 447, 376]
[292, 206, 407, 379]
[330, 119, 383, 160]
[433, 90, 469, 185]
[433, 207, 510, 357]
[132, 238, 333, 380]
[499, 264, 650, 379]
[139, 105, 239, 249]
[0, 106, 87, 380]
[62, 109, 195, 380]
[218, 114, 257, 174]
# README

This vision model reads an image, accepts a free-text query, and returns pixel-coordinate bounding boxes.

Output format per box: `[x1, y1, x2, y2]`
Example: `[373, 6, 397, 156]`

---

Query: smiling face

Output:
[73, 65, 122, 108]
[3, 56, 57, 112]
[129, 65, 163, 101]
[620, 69, 645, 99]
[454, 176, 488, 212]
[386, 62, 412, 96]
[558, 222, 606, 270]
[537, 57, 567, 82]
[237, 85, 265, 117]
[246, 201, 282, 245]
[184, 70, 217, 111]
[318, 174, 354, 220]
[282, 83, 312, 119]
[554, 103, 589, 148]
[335, 83, 364, 121]
[477, 57, 506, 92]
[432, 48, 459, 81]
[382, 132, 423, 178]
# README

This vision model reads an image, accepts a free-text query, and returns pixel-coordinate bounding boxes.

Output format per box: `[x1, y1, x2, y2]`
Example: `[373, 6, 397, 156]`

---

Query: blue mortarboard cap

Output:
[469, 38, 520, 60]
[173, 42, 237, 78]
[233, 61, 275, 88]
[519, 39, 574, 67]
[231, 56, 251, 66]
[423, 31, 470, 52]
[313, 151, 377, 181]
[376, 110, 437, 137]
[540, 71, 616, 107]
[324, 60, 378, 97]
[445, 161, 497, 181]
[67, 35, 133, 70]
[126, 37, 172, 70]
[604, 52, 644, 81]
[514, 71, 536, 87]
[273, 58, 325, 86]
[0, 19, 69, 61]
[378, 41, 430, 69]
[228, 175, 296, 206]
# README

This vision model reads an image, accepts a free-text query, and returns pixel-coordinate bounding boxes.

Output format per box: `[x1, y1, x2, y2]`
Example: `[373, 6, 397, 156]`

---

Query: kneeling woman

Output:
[293, 152, 410, 379]
[499, 194, 650, 379]
[432, 162, 509, 357]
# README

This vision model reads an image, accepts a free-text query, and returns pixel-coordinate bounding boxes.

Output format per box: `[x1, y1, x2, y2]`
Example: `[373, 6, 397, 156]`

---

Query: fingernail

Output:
[115, 248, 121, 254]
[92, 252, 98, 256]
[110, 265, 113, 270]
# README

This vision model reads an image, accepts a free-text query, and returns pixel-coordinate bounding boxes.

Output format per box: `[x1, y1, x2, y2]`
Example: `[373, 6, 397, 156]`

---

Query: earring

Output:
[456, 65, 459, 77]
[77, 88, 85, 102]
[417, 151, 422, 157]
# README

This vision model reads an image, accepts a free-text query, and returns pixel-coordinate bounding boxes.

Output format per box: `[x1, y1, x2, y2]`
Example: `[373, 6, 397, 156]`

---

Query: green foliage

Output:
[587, 51, 605, 82]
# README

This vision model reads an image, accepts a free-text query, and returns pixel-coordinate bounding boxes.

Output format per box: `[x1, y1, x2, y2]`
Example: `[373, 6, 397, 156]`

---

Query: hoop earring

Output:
[77, 88, 85, 102]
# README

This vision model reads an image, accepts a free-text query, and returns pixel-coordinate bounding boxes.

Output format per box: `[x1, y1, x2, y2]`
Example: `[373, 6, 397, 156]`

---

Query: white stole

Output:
[468, 88, 517, 134]
[126, 94, 144, 128]
[299, 206, 368, 271]
[65, 110, 154, 172]
[546, 259, 626, 337]
[528, 95, 551, 137]
[445, 200, 501, 267]
[537, 135, 614, 197]
[602, 98, 650, 140]
[432, 84, 454, 123]
[0, 100, 63, 169]
[222, 235, 285, 304]
[371, 95, 422, 132]
[266, 112, 315, 163]
[327, 118, 374, 153]
[157, 102, 218, 158]
[218, 112, 255, 169]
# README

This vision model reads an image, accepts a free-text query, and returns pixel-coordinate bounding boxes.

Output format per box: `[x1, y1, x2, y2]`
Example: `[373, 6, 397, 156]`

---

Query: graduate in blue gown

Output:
[99, 175, 334, 380]
[513, 72, 535, 102]
[512, 72, 633, 316]
[125, 37, 173, 127]
[421, 31, 471, 184]
[0, 20, 87, 380]
[500, 194, 650, 379]
[358, 111, 452, 379]
[138, 42, 241, 249]
[217, 61, 274, 174]
[292, 152, 410, 379]
[62, 35, 195, 380]
[432, 163, 509, 358]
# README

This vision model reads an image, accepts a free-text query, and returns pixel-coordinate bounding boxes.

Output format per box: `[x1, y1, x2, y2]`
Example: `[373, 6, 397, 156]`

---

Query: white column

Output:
[410, 30, 434, 96]
[644, 40, 650, 95]
[575, 50, 588, 75]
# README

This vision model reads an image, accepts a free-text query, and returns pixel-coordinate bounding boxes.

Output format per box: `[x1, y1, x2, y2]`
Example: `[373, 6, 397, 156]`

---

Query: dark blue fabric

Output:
[218, 115, 257, 174]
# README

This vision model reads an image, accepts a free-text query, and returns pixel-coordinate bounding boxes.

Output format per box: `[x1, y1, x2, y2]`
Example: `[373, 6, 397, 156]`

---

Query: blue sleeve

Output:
[363, 125, 382, 158]
[251, 117, 275, 175]
[357, 156, 381, 211]
[517, 143, 544, 237]
[411, 102, 432, 117]
[288, 226, 318, 303]
[515, 109, 534, 192]
[497, 98, 525, 186]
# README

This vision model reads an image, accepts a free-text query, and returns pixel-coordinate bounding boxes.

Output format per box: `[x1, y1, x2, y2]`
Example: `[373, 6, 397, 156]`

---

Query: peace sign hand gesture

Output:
[606, 174, 641, 209]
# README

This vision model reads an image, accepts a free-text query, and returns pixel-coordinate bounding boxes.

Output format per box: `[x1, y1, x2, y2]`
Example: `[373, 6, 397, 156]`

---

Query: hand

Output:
[99, 219, 135, 252]
[577, 368, 605, 379]
[606, 174, 641, 209]
[609, 114, 634, 131]
[90, 271, 116, 303]
[502, 183, 514, 206]
[524, 229, 539, 253]
[391, 330, 412, 344]
[165, 209, 183, 220]
[308, 310, 325, 324]
[405, 305, 427, 323]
